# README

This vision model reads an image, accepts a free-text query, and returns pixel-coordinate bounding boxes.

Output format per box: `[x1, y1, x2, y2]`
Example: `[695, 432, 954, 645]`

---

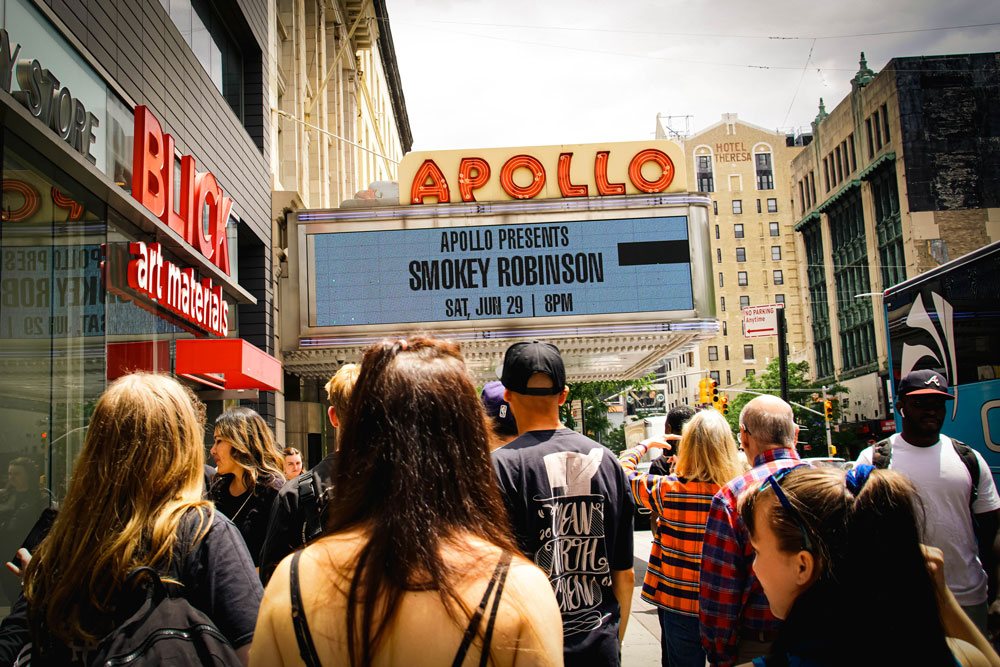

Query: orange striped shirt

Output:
[619, 443, 719, 615]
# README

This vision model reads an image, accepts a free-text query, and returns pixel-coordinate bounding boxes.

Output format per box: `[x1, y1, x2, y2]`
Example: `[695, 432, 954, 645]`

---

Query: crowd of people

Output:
[0, 337, 996, 667]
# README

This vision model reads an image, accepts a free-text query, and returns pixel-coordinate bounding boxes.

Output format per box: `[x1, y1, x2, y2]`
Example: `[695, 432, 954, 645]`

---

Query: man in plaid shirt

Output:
[698, 395, 804, 666]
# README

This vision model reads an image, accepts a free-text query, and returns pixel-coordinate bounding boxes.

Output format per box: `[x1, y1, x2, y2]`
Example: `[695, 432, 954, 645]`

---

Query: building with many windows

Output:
[269, 0, 412, 457]
[669, 114, 810, 402]
[791, 52, 1000, 425]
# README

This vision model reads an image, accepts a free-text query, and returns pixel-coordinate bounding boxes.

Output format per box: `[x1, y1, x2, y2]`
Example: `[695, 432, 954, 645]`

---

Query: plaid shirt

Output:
[698, 447, 802, 666]
[620, 443, 718, 615]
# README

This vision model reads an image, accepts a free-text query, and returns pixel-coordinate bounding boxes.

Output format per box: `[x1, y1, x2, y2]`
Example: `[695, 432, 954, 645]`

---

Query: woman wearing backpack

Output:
[16, 373, 262, 665]
[251, 337, 563, 666]
[209, 407, 285, 567]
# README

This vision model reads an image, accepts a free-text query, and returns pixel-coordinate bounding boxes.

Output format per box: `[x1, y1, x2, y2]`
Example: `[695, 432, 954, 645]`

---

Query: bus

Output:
[883, 240, 1000, 477]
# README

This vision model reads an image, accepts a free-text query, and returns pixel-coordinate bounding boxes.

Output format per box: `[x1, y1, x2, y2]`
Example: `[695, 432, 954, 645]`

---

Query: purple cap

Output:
[481, 381, 516, 427]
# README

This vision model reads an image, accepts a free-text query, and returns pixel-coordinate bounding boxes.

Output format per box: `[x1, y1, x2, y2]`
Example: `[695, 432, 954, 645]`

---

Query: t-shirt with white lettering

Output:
[856, 434, 1000, 605]
[492, 428, 634, 666]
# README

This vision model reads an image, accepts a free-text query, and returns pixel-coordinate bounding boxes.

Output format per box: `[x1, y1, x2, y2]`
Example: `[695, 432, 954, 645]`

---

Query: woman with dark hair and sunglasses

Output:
[250, 337, 563, 666]
[738, 465, 1000, 667]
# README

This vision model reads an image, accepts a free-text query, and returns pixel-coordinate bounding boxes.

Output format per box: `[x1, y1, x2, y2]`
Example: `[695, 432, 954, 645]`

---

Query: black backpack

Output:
[298, 469, 327, 543]
[89, 567, 240, 666]
[872, 436, 981, 522]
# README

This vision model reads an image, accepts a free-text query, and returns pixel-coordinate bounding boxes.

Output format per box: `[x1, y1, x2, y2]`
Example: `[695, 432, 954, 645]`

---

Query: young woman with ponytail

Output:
[737, 465, 1000, 667]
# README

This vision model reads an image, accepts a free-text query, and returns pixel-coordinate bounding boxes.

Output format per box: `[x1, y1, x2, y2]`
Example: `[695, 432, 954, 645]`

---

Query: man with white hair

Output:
[698, 395, 803, 666]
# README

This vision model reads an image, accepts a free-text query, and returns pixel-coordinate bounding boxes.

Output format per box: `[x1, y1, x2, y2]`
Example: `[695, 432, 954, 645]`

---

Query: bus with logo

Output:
[883, 240, 1000, 477]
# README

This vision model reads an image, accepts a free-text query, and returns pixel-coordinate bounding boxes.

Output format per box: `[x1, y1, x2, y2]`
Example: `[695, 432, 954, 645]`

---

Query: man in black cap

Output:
[855, 369, 1000, 633]
[491, 340, 635, 666]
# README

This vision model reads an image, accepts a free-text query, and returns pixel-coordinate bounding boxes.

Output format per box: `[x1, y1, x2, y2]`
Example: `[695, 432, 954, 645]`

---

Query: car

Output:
[633, 462, 654, 530]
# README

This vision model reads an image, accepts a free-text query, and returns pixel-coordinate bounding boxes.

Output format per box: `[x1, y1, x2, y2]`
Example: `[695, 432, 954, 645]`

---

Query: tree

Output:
[722, 359, 849, 457]
[559, 375, 654, 451]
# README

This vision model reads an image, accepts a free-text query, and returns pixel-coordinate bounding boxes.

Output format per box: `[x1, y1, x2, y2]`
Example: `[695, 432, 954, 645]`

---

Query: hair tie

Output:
[846, 464, 874, 495]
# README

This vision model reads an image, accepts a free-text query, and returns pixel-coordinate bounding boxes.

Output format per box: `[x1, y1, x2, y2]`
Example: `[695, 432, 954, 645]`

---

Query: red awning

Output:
[175, 339, 282, 391]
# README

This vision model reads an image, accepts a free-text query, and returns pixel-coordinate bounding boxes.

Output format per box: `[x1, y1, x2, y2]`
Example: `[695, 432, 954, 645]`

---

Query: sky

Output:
[383, 0, 1000, 152]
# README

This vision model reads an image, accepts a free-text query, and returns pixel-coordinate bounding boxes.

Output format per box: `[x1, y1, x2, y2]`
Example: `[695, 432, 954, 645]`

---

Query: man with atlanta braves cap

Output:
[480, 381, 518, 449]
[855, 369, 1000, 633]
[491, 340, 635, 666]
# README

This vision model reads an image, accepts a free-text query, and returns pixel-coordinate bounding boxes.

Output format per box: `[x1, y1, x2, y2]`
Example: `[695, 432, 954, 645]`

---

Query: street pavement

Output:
[622, 528, 663, 665]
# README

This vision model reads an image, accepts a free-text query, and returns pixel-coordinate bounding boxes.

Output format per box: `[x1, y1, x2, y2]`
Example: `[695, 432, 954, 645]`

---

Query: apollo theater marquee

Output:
[282, 140, 717, 384]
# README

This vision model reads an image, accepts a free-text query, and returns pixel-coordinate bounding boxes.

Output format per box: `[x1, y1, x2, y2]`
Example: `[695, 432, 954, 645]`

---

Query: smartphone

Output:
[11, 507, 58, 564]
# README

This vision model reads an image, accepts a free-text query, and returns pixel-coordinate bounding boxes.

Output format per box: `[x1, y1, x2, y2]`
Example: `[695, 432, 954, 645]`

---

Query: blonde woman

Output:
[18, 373, 261, 665]
[209, 408, 285, 567]
[619, 409, 743, 667]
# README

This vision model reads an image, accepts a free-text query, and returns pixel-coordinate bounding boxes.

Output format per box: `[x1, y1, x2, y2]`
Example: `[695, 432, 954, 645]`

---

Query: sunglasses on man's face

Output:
[761, 466, 813, 552]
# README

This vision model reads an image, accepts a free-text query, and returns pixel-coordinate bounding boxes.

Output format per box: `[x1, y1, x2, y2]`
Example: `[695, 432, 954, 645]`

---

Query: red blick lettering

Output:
[594, 151, 625, 196]
[213, 196, 233, 275]
[410, 159, 450, 204]
[499, 155, 545, 200]
[557, 153, 588, 197]
[193, 172, 220, 261]
[133, 106, 166, 218]
[628, 149, 674, 193]
[457, 157, 490, 202]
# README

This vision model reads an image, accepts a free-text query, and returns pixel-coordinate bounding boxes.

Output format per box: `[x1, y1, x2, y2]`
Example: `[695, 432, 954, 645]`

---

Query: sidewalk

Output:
[622, 528, 662, 665]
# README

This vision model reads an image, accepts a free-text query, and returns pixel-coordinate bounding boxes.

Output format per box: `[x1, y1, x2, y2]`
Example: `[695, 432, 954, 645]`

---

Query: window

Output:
[823, 157, 830, 192]
[769, 222, 780, 236]
[866, 118, 875, 158]
[881, 104, 890, 144]
[771, 246, 782, 260]
[849, 134, 857, 172]
[773, 269, 784, 285]
[734, 224, 744, 238]
[775, 293, 785, 304]
[160, 0, 244, 121]
[798, 181, 805, 214]
[874, 112, 883, 150]
[809, 172, 817, 205]
[715, 224, 720, 239]
[835, 147, 843, 183]
[744, 344, 755, 360]
[722, 321, 728, 336]
[718, 272, 724, 287]
[757, 199, 762, 213]
[708, 346, 719, 361]
[755, 152, 774, 190]
[842, 140, 851, 175]
[746, 369, 755, 378]
[710, 370, 721, 384]
[740, 296, 750, 309]
[717, 248, 722, 263]
[736, 248, 746, 262]
[713, 201, 718, 215]
[738, 271, 748, 286]
[767, 198, 777, 213]
[732, 200, 742, 214]
[724, 345, 730, 361]
[696, 155, 715, 193]
[720, 297, 726, 312]
[726, 370, 732, 385]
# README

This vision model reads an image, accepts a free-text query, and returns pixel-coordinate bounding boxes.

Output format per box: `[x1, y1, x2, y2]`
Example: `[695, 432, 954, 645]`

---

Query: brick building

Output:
[672, 114, 810, 400]
[791, 52, 1000, 424]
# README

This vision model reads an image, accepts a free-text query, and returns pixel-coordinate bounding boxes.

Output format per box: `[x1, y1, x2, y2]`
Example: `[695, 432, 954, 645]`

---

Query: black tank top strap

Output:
[290, 550, 322, 667]
[452, 551, 513, 667]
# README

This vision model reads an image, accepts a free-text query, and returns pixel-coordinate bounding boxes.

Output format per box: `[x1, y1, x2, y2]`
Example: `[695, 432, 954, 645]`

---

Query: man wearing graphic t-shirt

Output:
[491, 341, 635, 666]
[855, 369, 1000, 634]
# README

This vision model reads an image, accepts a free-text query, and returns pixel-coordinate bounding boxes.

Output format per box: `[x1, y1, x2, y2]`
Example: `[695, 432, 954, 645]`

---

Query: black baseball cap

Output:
[897, 369, 955, 399]
[499, 341, 566, 396]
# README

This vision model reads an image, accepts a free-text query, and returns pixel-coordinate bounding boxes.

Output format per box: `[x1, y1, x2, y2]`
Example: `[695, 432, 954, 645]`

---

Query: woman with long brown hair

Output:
[619, 409, 743, 667]
[251, 337, 563, 666]
[19, 373, 262, 664]
[209, 407, 285, 568]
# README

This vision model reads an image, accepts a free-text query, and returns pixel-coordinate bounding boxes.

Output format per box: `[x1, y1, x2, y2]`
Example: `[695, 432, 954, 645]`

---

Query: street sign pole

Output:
[777, 307, 788, 403]
[823, 385, 833, 456]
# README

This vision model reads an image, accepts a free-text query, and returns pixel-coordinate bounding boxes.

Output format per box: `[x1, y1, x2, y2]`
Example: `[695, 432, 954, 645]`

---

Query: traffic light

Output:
[824, 399, 834, 422]
[698, 379, 709, 403]
[830, 445, 837, 456]
[709, 379, 720, 404]
[720, 396, 729, 415]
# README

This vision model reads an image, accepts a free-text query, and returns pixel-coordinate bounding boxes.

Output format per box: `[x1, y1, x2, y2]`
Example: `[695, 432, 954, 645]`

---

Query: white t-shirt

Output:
[856, 434, 1000, 606]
